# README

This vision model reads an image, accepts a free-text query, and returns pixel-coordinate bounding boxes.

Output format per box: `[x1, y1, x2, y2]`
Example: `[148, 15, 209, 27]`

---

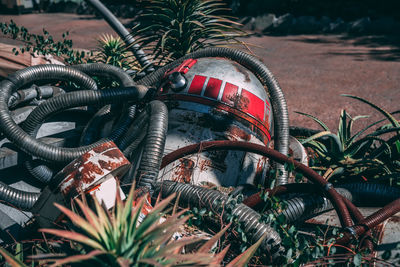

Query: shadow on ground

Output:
[287, 34, 400, 62]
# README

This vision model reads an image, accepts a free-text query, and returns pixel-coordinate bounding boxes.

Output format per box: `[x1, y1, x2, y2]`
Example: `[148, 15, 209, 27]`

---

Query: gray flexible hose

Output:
[0, 182, 39, 211]
[272, 188, 353, 223]
[19, 85, 147, 162]
[72, 63, 136, 87]
[135, 100, 168, 194]
[75, 63, 137, 145]
[154, 180, 284, 260]
[85, 0, 154, 72]
[138, 47, 289, 186]
[271, 183, 400, 223]
[25, 63, 134, 182]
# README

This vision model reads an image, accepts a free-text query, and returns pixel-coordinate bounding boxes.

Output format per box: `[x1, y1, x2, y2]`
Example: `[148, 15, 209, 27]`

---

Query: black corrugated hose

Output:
[0, 182, 39, 211]
[25, 63, 138, 183]
[0, 64, 148, 164]
[138, 47, 290, 186]
[133, 100, 168, 195]
[20, 85, 148, 162]
[262, 183, 400, 224]
[154, 180, 284, 261]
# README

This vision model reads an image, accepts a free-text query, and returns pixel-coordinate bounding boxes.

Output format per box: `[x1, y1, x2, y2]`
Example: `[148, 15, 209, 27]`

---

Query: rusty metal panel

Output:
[58, 141, 130, 198]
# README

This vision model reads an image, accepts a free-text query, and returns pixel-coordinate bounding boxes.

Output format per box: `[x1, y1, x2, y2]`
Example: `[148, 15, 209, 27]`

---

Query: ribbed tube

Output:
[74, 63, 137, 146]
[135, 101, 168, 194]
[118, 109, 150, 150]
[24, 160, 54, 184]
[338, 183, 400, 207]
[11, 85, 147, 162]
[85, 0, 153, 72]
[139, 47, 289, 185]
[269, 188, 352, 223]
[72, 63, 136, 87]
[79, 105, 113, 145]
[154, 181, 284, 260]
[0, 182, 39, 210]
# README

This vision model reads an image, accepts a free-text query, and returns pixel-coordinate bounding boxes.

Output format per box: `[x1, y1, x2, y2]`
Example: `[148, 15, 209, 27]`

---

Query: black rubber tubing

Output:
[118, 108, 150, 151]
[26, 63, 137, 182]
[73, 63, 137, 146]
[0, 182, 39, 211]
[19, 85, 147, 162]
[85, 0, 154, 72]
[153, 180, 284, 260]
[138, 47, 289, 186]
[135, 100, 168, 195]
[0, 65, 98, 207]
[264, 183, 400, 224]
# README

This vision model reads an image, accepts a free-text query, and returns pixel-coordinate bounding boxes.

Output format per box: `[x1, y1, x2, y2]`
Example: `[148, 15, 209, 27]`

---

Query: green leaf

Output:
[295, 111, 330, 131]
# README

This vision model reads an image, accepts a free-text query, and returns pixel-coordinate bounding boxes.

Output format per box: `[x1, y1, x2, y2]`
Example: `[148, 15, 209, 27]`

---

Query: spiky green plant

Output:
[93, 34, 140, 72]
[131, 0, 245, 65]
[296, 94, 400, 183]
[0, 184, 264, 266]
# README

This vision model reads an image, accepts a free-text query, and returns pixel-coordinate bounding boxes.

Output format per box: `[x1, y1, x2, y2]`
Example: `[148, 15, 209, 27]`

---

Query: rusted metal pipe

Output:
[160, 140, 353, 228]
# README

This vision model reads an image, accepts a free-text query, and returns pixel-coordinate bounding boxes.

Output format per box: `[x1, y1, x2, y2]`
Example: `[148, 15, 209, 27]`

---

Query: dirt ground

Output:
[1, 13, 400, 132]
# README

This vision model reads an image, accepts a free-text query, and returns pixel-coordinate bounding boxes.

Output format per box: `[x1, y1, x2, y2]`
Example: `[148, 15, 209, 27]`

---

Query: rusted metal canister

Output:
[158, 58, 273, 187]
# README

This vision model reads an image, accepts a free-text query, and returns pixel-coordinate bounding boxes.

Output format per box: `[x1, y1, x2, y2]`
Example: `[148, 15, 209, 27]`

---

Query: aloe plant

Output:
[296, 94, 400, 183]
[130, 0, 245, 65]
[0, 184, 263, 266]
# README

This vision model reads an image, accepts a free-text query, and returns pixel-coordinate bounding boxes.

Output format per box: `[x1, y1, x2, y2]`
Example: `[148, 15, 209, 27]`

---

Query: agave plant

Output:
[93, 34, 141, 72]
[130, 0, 245, 65]
[0, 184, 263, 266]
[296, 94, 400, 183]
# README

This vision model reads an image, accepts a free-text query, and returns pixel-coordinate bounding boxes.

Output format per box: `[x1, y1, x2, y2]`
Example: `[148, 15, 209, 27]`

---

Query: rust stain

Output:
[59, 142, 129, 196]
[231, 62, 251, 83]
[172, 158, 195, 183]
[228, 126, 251, 141]
[198, 159, 211, 172]
[254, 157, 267, 185]
[227, 93, 249, 110]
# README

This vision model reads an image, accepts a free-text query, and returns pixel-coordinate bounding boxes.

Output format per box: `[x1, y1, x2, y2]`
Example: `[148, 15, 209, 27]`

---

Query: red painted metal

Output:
[57, 141, 130, 198]
[204, 77, 222, 99]
[221, 82, 239, 105]
[188, 75, 206, 95]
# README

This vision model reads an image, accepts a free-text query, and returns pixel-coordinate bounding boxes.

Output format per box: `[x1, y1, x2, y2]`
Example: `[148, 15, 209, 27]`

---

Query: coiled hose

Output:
[133, 100, 168, 195]
[245, 183, 400, 223]
[0, 65, 98, 206]
[19, 85, 147, 162]
[74, 63, 137, 146]
[0, 182, 39, 211]
[24, 63, 136, 183]
[154, 180, 284, 260]
[138, 47, 289, 186]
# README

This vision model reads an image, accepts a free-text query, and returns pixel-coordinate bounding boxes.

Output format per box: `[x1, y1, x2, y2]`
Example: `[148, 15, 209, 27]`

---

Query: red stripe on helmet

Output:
[221, 82, 239, 105]
[204, 78, 222, 99]
[188, 75, 206, 95]
[241, 89, 265, 122]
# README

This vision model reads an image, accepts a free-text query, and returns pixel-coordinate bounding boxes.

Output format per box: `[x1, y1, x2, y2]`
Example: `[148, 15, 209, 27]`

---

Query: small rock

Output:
[254, 14, 276, 32]
[349, 17, 371, 34]
[327, 17, 347, 33]
[272, 13, 294, 34]
[242, 17, 256, 31]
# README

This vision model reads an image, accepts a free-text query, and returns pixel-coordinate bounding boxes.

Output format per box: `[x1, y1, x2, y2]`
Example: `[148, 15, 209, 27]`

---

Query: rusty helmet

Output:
[160, 57, 273, 143]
